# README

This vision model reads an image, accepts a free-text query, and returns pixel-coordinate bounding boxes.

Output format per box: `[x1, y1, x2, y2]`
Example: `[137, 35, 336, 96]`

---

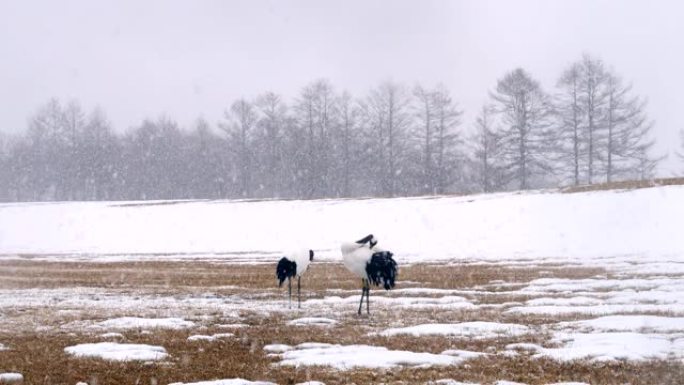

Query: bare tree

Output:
[471, 105, 505, 192]
[556, 62, 585, 185]
[365, 81, 413, 197]
[312, 80, 336, 196]
[413, 85, 436, 194]
[432, 85, 463, 193]
[0, 133, 9, 201]
[577, 55, 610, 184]
[220, 99, 257, 197]
[292, 80, 336, 198]
[80, 108, 119, 200]
[603, 72, 658, 182]
[333, 91, 359, 197]
[558, 55, 661, 184]
[255, 92, 288, 197]
[61, 100, 88, 200]
[633, 145, 660, 181]
[490, 68, 555, 190]
[188, 118, 230, 199]
[678, 130, 684, 168]
[26, 98, 66, 199]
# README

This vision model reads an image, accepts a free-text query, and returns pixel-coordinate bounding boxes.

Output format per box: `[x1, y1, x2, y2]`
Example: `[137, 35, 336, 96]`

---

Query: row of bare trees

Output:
[472, 55, 659, 192]
[0, 55, 662, 202]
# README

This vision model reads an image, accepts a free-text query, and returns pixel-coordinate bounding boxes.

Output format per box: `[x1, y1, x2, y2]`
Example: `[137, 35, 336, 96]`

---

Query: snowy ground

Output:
[1, 186, 683, 384]
[1, 185, 682, 262]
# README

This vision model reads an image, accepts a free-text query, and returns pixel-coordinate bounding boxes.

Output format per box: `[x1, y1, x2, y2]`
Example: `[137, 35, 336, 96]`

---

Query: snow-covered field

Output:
[1, 186, 683, 384]
[1, 185, 682, 262]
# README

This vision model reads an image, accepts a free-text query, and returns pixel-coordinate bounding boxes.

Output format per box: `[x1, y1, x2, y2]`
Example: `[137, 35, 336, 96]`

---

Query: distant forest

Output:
[0, 55, 664, 202]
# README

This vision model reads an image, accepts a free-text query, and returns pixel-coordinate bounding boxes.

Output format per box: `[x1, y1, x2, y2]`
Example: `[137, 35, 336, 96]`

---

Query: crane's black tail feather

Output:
[276, 257, 297, 287]
[366, 251, 398, 290]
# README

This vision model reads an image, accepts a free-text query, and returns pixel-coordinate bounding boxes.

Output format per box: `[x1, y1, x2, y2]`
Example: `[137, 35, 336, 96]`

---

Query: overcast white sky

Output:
[1, 0, 682, 174]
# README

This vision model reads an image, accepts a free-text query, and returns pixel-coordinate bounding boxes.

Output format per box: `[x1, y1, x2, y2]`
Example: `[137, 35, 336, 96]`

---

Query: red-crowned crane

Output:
[341, 234, 398, 315]
[276, 249, 314, 308]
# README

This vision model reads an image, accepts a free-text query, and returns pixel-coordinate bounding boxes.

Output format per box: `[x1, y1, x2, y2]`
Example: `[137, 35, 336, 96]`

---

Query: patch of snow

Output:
[533, 332, 683, 362]
[0, 287, 254, 315]
[506, 304, 684, 316]
[428, 380, 480, 385]
[495, 381, 528, 385]
[287, 317, 338, 326]
[617, 262, 684, 276]
[0, 343, 8, 351]
[505, 343, 543, 353]
[525, 297, 602, 306]
[187, 333, 234, 342]
[217, 323, 249, 329]
[520, 277, 683, 294]
[263, 344, 292, 353]
[64, 342, 168, 361]
[558, 315, 684, 333]
[94, 317, 195, 330]
[99, 332, 124, 339]
[440, 349, 487, 359]
[544, 383, 590, 385]
[391, 288, 466, 295]
[0, 373, 23, 383]
[168, 380, 276, 385]
[294, 382, 325, 385]
[295, 342, 333, 349]
[305, 295, 476, 309]
[379, 322, 530, 339]
[278, 342, 466, 369]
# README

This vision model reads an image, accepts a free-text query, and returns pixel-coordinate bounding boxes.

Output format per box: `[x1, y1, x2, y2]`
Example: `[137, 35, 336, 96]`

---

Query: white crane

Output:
[341, 234, 398, 315]
[276, 249, 314, 308]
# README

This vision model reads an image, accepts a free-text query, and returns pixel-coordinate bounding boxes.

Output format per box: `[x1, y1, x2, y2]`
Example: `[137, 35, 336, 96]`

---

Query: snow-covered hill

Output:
[0, 186, 682, 263]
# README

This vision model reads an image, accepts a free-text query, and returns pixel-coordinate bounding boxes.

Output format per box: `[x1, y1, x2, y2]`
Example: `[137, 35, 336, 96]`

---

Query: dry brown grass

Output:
[560, 177, 684, 194]
[1, 260, 682, 385]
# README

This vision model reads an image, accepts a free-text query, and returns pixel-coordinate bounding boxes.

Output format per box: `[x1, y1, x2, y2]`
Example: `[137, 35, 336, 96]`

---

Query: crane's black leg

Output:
[288, 277, 292, 309]
[357, 279, 365, 315]
[297, 276, 301, 309]
[366, 280, 370, 315]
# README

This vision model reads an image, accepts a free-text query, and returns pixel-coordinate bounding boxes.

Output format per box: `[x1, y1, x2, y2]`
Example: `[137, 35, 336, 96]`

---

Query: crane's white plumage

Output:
[288, 249, 313, 276]
[341, 241, 374, 279]
[341, 234, 397, 315]
[276, 249, 314, 309]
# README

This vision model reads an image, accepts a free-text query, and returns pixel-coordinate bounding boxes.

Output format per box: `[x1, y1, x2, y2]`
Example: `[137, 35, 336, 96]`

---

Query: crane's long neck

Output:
[341, 242, 366, 256]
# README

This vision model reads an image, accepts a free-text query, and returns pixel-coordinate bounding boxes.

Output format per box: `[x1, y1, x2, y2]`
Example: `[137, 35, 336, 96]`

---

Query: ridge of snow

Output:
[379, 322, 530, 338]
[93, 317, 195, 330]
[168, 379, 276, 385]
